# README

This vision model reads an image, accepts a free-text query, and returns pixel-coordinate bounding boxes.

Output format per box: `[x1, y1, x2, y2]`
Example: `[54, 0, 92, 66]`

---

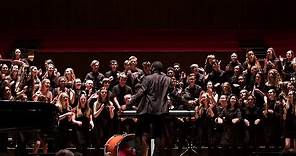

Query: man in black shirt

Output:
[84, 60, 104, 91]
[112, 73, 133, 110]
[105, 60, 120, 90]
[183, 74, 203, 109]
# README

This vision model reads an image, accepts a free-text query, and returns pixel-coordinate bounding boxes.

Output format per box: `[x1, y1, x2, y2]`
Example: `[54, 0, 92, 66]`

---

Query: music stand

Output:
[178, 112, 198, 156]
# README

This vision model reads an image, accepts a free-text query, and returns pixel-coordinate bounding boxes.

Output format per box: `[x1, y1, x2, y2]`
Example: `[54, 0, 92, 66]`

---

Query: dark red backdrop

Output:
[0, 0, 296, 78]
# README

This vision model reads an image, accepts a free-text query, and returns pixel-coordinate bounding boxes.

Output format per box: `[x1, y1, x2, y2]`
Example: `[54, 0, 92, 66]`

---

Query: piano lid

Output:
[0, 100, 59, 131]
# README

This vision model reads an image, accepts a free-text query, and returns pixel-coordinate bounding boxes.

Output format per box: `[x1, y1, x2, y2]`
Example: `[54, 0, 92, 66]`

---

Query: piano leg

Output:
[0, 132, 8, 152]
[16, 131, 27, 156]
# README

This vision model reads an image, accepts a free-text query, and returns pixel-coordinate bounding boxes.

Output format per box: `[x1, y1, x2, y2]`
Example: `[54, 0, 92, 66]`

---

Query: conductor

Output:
[128, 61, 171, 156]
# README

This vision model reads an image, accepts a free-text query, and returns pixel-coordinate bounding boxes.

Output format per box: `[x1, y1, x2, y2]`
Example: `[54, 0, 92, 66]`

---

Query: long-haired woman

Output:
[32, 79, 52, 102]
[18, 66, 41, 101]
[243, 49, 261, 73]
[93, 87, 115, 154]
[8, 65, 20, 97]
[72, 93, 93, 155]
[55, 92, 74, 149]
[64, 68, 76, 88]
[262, 89, 283, 147]
[263, 47, 282, 75]
[219, 94, 243, 147]
[283, 91, 296, 151]
[194, 92, 216, 146]
[71, 78, 83, 108]
[264, 69, 282, 96]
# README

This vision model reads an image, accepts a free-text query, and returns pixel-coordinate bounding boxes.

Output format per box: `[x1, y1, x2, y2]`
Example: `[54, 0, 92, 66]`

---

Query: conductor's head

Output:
[151, 61, 163, 73]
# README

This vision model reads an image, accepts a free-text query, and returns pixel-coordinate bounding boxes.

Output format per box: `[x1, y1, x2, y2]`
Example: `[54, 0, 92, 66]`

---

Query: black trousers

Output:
[135, 114, 169, 156]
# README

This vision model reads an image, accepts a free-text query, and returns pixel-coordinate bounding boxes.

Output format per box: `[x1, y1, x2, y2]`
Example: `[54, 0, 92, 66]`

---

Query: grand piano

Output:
[0, 100, 59, 155]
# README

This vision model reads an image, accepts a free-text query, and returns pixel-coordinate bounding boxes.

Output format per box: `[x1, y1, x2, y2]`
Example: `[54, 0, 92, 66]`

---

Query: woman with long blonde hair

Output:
[32, 79, 52, 102]
[55, 92, 74, 149]
[194, 92, 216, 145]
[264, 69, 282, 96]
[243, 49, 261, 72]
[64, 68, 76, 88]
[93, 87, 115, 154]
[72, 92, 93, 155]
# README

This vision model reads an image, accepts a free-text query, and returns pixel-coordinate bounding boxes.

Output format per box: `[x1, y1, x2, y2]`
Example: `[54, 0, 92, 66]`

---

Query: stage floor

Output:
[1, 146, 284, 156]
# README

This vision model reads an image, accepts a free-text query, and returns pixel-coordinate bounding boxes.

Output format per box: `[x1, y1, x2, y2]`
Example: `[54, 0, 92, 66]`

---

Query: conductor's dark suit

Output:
[130, 72, 171, 115]
[129, 71, 171, 156]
